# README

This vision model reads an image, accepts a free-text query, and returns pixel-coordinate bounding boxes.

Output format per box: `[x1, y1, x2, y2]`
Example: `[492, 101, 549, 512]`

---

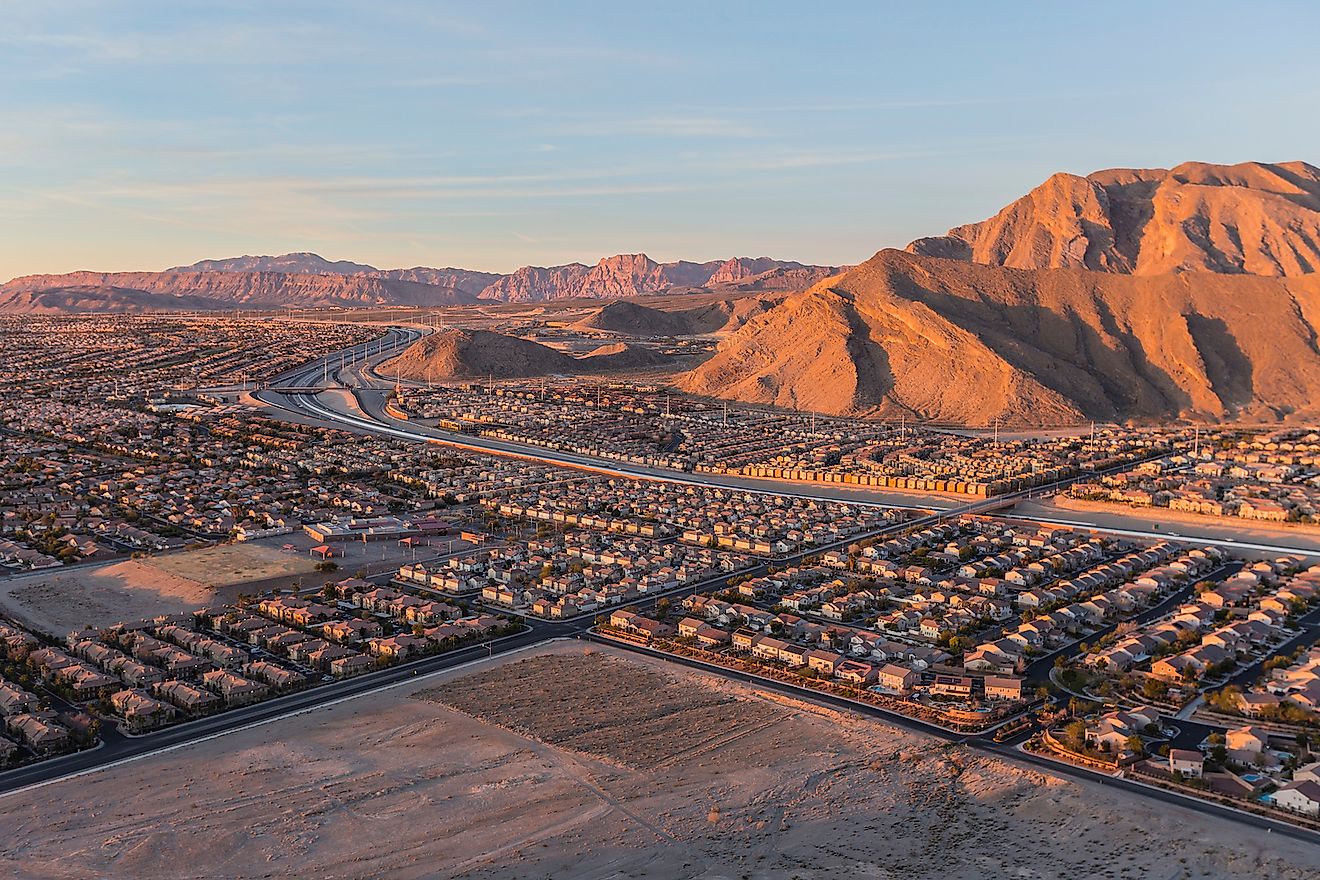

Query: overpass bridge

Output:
[265, 385, 351, 393]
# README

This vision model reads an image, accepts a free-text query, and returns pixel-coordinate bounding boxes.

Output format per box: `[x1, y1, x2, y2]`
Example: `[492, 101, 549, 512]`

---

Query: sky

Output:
[3, 1, 1319, 279]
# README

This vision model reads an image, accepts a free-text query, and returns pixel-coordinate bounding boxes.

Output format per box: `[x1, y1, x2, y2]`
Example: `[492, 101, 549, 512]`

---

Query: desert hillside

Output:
[572, 300, 702, 336]
[574, 295, 789, 337]
[678, 249, 1320, 425]
[387, 328, 674, 380]
[907, 160, 1320, 277]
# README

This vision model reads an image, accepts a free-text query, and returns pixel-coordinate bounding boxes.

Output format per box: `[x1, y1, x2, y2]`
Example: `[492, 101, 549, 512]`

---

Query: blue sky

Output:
[3, 1, 1318, 278]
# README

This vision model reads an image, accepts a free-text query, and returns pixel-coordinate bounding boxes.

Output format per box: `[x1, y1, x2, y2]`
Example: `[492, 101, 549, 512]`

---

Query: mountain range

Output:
[0, 252, 837, 312]
[9, 157, 1320, 426]
[682, 160, 1320, 425]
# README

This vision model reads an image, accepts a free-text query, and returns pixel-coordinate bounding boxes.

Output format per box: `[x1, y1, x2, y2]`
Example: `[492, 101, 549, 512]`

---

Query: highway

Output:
[4, 324, 1316, 844]
[257, 325, 1320, 562]
[257, 325, 966, 510]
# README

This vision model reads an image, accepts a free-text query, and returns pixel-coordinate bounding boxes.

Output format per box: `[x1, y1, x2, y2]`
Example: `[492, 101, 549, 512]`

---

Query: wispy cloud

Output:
[557, 115, 764, 139]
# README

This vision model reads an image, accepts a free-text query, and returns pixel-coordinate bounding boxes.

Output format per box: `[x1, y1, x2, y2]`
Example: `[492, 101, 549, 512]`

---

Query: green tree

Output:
[1142, 678, 1168, 701]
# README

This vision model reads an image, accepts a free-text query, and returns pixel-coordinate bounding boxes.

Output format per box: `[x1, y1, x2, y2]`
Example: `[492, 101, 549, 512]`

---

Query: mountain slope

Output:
[0, 270, 476, 309]
[571, 301, 702, 336]
[907, 160, 1320, 277]
[387, 329, 675, 379]
[678, 249, 1320, 425]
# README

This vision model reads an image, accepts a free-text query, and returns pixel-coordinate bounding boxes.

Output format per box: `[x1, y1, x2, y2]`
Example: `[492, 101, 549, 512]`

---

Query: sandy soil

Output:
[0, 559, 218, 636]
[147, 542, 317, 591]
[0, 543, 321, 636]
[2, 642, 1318, 880]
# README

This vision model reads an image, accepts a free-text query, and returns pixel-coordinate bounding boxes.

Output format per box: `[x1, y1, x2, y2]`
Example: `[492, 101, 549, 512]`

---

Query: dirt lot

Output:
[147, 542, 318, 591]
[0, 559, 218, 635]
[0, 542, 327, 636]
[416, 652, 784, 769]
[2, 642, 1318, 880]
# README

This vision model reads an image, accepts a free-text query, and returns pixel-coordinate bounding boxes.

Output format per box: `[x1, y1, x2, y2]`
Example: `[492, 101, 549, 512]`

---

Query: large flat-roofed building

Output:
[303, 515, 450, 543]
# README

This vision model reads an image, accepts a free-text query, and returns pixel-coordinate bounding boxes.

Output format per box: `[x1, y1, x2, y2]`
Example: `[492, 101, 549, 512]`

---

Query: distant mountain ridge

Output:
[1, 252, 835, 312]
[170, 253, 380, 275]
[0, 270, 474, 311]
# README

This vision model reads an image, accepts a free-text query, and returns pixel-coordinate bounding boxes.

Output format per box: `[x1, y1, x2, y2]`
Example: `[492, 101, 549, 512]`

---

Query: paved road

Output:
[0, 621, 559, 798]
[7, 324, 1315, 845]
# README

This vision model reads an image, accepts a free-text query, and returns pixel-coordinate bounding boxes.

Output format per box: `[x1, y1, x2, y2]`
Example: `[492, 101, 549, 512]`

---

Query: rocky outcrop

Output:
[678, 249, 1320, 425]
[907, 160, 1320, 277]
[475, 263, 592, 302]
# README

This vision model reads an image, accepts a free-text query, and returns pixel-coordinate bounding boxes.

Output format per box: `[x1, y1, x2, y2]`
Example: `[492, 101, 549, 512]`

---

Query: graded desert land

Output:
[0, 544, 318, 636]
[2, 642, 1316, 880]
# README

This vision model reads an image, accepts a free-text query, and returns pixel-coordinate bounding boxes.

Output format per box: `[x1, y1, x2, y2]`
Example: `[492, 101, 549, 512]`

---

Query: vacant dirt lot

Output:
[0, 543, 322, 636]
[0, 559, 217, 635]
[146, 541, 318, 591]
[416, 651, 784, 769]
[2, 643, 1318, 880]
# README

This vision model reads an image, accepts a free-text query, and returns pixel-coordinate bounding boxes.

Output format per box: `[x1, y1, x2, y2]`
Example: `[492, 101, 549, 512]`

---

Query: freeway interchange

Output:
[3, 324, 1318, 846]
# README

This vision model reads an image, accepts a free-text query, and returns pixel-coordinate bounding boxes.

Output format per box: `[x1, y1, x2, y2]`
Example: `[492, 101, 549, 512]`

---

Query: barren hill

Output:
[708, 263, 842, 292]
[907, 160, 1320, 277]
[388, 329, 576, 379]
[579, 341, 671, 370]
[573, 295, 791, 337]
[572, 301, 701, 336]
[388, 329, 677, 380]
[678, 249, 1320, 425]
